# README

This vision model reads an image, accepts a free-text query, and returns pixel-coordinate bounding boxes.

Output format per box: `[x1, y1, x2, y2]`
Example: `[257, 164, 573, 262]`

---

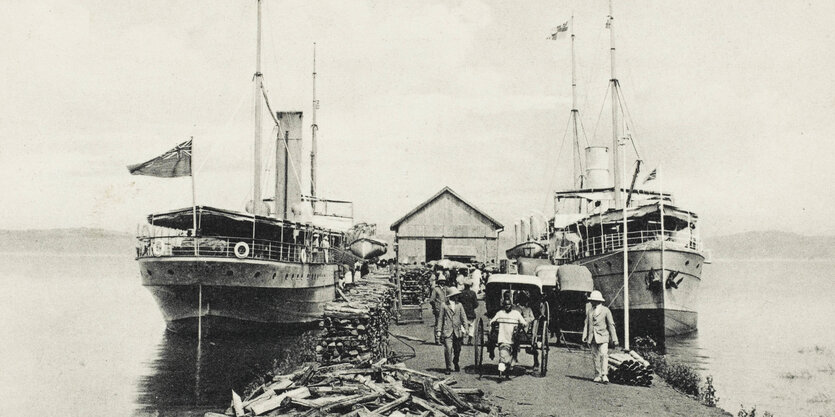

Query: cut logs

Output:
[399, 267, 432, 306]
[212, 361, 501, 417]
[317, 280, 397, 365]
[607, 351, 654, 387]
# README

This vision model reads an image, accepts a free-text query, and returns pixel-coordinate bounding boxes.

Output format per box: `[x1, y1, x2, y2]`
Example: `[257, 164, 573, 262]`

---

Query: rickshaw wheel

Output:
[538, 319, 549, 377]
[540, 301, 551, 343]
[474, 317, 484, 375]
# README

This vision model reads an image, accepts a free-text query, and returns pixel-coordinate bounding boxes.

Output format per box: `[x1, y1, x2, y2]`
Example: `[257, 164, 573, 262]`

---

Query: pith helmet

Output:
[588, 290, 605, 302]
[446, 287, 461, 298]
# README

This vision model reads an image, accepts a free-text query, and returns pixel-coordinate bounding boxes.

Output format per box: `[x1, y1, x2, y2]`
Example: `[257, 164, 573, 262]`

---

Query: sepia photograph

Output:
[1, 1, 833, 416]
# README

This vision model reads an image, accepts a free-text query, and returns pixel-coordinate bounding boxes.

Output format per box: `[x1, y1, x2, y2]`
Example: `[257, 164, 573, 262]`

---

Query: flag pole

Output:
[191, 136, 198, 256]
[192, 136, 201, 342]
[621, 136, 629, 351]
[659, 164, 665, 292]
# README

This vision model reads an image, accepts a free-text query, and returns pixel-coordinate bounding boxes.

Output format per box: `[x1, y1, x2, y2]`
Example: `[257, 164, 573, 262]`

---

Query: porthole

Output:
[226, 270, 234, 276]
[167, 269, 174, 275]
[272, 273, 277, 280]
[254, 271, 261, 278]
[147, 269, 153, 276]
[685, 260, 690, 266]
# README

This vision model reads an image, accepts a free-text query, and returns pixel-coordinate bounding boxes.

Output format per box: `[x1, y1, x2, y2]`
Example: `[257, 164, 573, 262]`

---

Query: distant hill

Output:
[0, 228, 134, 255]
[704, 231, 835, 260]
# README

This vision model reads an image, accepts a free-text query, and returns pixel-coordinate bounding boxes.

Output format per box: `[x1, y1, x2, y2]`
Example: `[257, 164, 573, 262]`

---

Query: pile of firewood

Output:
[316, 280, 397, 365]
[399, 268, 432, 306]
[607, 350, 654, 386]
[211, 360, 501, 417]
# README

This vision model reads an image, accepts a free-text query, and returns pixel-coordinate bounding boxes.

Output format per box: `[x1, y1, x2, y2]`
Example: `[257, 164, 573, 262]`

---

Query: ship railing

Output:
[135, 235, 336, 264]
[569, 229, 701, 261]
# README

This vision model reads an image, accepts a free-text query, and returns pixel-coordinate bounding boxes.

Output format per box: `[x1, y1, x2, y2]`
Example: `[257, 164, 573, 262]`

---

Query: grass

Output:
[633, 336, 718, 407]
[736, 405, 774, 417]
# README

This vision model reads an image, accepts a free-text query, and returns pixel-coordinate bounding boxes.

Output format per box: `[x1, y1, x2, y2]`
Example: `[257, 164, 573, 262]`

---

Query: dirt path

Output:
[389, 303, 731, 417]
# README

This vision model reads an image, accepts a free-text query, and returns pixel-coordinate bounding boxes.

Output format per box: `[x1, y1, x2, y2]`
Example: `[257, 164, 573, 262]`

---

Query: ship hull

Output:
[572, 246, 704, 345]
[139, 257, 337, 334]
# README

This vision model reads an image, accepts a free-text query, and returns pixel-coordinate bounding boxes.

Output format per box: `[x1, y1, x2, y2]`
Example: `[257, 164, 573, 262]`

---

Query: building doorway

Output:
[425, 239, 442, 262]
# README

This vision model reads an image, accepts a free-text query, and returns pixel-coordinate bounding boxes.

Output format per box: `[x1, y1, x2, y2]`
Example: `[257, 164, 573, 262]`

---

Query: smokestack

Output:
[275, 112, 304, 220]
[585, 146, 611, 189]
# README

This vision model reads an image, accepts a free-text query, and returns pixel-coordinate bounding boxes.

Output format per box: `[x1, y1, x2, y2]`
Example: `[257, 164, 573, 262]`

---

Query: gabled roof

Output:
[390, 186, 504, 232]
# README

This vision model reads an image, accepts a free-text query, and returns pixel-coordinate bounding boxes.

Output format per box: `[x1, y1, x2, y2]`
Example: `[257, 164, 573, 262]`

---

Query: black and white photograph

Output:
[1, 1, 833, 416]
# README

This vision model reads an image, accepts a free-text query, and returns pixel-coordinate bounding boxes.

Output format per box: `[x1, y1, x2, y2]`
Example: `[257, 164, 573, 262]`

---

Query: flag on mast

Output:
[643, 167, 657, 184]
[547, 21, 569, 40]
[127, 139, 192, 177]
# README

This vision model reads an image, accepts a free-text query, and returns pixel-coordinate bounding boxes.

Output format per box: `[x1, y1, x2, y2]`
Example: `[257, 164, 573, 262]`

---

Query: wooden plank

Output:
[438, 383, 473, 412]
[371, 394, 410, 415]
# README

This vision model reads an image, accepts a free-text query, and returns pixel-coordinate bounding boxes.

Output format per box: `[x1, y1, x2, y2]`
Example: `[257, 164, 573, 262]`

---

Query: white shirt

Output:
[490, 309, 526, 345]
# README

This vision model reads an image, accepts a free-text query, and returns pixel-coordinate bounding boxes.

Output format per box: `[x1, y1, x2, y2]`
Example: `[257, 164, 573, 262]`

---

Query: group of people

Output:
[425, 266, 620, 383]
[427, 270, 480, 375]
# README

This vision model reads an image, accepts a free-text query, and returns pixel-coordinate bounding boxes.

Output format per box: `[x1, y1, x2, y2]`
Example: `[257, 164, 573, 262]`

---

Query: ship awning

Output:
[148, 206, 338, 240]
[567, 203, 698, 235]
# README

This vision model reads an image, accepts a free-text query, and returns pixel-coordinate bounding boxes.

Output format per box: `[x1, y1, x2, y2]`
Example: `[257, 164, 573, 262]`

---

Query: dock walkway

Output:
[392, 303, 731, 417]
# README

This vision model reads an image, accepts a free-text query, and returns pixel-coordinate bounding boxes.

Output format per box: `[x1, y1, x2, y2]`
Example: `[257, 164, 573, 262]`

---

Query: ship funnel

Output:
[585, 146, 610, 189]
[275, 112, 304, 221]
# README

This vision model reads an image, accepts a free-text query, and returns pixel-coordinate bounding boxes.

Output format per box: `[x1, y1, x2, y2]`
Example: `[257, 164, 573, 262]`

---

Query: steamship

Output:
[134, 2, 354, 334]
[523, 5, 705, 345]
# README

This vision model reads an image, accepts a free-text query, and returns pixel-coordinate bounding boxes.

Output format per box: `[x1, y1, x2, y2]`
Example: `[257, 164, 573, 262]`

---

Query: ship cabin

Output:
[550, 188, 701, 262]
[135, 205, 350, 265]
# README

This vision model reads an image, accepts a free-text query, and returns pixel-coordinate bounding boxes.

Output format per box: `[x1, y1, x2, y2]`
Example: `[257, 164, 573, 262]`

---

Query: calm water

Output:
[667, 259, 835, 416]
[1, 254, 834, 416]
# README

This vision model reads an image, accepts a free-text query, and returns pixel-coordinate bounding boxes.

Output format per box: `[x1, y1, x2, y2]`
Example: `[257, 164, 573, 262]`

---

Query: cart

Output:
[535, 264, 594, 347]
[472, 274, 549, 377]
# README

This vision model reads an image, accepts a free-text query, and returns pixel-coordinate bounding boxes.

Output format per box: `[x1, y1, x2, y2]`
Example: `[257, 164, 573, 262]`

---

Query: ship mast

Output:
[252, 0, 264, 214]
[310, 43, 318, 198]
[609, 0, 622, 209]
[570, 14, 584, 190]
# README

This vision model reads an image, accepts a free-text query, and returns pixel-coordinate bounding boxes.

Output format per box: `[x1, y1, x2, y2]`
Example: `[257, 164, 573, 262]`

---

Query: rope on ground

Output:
[387, 331, 417, 362]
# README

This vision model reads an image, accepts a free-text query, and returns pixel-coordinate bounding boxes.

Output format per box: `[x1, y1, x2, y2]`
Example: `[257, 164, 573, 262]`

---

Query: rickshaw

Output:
[535, 264, 594, 346]
[472, 274, 549, 377]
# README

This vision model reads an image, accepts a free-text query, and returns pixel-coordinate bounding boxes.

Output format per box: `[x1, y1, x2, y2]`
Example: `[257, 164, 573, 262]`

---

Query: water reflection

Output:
[136, 328, 315, 415]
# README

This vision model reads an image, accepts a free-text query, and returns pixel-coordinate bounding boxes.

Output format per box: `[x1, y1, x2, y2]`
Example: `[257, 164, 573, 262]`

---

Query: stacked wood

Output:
[399, 268, 432, 306]
[607, 350, 654, 387]
[317, 280, 397, 365]
[215, 360, 501, 417]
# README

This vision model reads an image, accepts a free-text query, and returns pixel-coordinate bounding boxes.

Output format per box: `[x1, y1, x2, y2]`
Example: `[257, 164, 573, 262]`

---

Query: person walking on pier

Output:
[583, 290, 619, 383]
[490, 298, 527, 380]
[440, 287, 468, 375]
[428, 276, 448, 344]
[459, 279, 479, 345]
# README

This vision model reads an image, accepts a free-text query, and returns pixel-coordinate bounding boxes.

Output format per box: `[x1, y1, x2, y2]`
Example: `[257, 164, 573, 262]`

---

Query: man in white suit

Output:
[583, 290, 619, 383]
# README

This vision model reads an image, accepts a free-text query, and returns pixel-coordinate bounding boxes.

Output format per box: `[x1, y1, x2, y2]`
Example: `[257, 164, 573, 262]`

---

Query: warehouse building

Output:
[390, 187, 504, 265]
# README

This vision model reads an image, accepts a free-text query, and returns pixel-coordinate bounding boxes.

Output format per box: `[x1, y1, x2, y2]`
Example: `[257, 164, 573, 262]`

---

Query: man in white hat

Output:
[439, 286, 468, 374]
[583, 290, 619, 383]
[428, 274, 448, 344]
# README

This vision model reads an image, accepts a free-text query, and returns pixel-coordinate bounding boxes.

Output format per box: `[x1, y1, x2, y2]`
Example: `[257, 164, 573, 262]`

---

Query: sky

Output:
[1, 0, 833, 238]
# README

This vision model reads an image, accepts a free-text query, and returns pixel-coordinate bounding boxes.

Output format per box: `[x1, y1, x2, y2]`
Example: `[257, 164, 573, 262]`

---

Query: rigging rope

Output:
[591, 83, 611, 144]
[577, 246, 649, 309]
[615, 84, 642, 159]
[542, 112, 572, 214]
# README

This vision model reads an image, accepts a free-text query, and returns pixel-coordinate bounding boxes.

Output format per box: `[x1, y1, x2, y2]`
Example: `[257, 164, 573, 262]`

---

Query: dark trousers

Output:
[442, 335, 462, 370]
